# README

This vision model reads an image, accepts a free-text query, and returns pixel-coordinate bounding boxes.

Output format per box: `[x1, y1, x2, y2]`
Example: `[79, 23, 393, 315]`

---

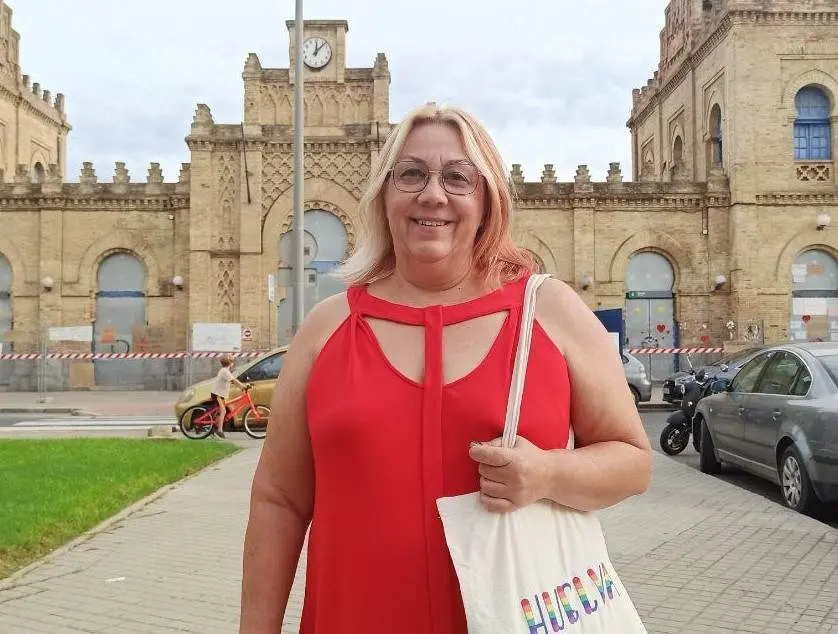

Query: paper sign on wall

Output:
[48, 326, 93, 342]
[191, 323, 242, 352]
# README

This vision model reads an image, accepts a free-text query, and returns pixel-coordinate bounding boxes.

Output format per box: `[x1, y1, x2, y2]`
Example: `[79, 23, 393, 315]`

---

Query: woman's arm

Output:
[239, 294, 348, 633]
[470, 278, 652, 513]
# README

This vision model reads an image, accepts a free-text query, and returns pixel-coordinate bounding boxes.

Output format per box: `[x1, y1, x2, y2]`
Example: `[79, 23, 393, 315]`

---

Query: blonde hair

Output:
[340, 103, 535, 287]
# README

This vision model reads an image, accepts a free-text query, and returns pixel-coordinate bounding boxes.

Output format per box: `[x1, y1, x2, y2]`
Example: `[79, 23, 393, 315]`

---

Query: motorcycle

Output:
[659, 368, 709, 455]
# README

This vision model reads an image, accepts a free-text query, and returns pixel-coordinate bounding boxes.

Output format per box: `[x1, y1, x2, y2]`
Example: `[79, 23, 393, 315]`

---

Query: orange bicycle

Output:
[178, 385, 270, 440]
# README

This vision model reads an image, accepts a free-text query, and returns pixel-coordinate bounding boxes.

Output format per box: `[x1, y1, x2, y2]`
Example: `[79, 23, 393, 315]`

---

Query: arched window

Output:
[672, 135, 685, 178]
[791, 249, 838, 342]
[94, 253, 147, 386]
[32, 162, 44, 184]
[794, 86, 832, 161]
[709, 104, 723, 167]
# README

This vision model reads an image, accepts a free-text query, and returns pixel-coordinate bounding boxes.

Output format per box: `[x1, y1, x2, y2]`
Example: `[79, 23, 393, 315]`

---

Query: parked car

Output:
[661, 346, 765, 403]
[694, 342, 838, 515]
[623, 351, 652, 404]
[174, 347, 287, 431]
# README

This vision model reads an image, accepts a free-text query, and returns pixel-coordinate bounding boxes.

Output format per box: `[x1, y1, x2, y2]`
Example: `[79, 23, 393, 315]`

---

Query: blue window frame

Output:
[794, 87, 832, 161]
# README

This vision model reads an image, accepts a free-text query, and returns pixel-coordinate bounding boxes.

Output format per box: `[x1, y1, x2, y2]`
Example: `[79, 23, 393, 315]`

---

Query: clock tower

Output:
[286, 20, 348, 84]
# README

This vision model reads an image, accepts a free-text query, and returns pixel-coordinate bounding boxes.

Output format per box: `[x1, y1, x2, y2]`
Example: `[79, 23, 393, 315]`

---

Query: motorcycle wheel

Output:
[660, 423, 690, 455]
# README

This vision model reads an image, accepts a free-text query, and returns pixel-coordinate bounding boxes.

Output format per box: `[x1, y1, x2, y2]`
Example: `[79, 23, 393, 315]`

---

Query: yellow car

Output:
[174, 347, 288, 431]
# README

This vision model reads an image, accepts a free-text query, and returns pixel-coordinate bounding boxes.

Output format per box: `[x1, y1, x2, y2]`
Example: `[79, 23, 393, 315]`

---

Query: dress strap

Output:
[350, 276, 528, 326]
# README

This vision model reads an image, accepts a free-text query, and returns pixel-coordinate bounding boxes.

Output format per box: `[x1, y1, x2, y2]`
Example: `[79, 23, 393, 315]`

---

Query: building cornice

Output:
[755, 192, 838, 205]
[0, 193, 189, 211]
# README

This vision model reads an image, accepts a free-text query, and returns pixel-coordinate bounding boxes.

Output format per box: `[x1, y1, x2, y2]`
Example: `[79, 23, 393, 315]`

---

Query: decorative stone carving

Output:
[80, 162, 97, 194]
[509, 164, 524, 186]
[373, 52, 390, 78]
[215, 153, 239, 250]
[191, 103, 214, 135]
[214, 258, 239, 322]
[541, 164, 557, 196]
[607, 162, 623, 184]
[146, 162, 164, 194]
[574, 165, 593, 193]
[278, 200, 357, 253]
[42, 164, 62, 194]
[260, 84, 373, 126]
[796, 164, 831, 183]
[244, 52, 262, 74]
[113, 162, 130, 194]
[262, 150, 369, 215]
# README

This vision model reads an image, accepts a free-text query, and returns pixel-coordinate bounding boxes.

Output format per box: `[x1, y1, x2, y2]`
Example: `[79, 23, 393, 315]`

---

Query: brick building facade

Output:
[0, 0, 837, 389]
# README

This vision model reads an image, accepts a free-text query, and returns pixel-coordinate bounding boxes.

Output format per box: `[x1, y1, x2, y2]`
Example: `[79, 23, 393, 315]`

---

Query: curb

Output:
[0, 444, 248, 591]
[0, 407, 87, 415]
[638, 403, 677, 412]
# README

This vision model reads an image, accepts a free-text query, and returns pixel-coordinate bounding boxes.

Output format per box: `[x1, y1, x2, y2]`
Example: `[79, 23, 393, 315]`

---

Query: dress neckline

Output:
[352, 276, 528, 326]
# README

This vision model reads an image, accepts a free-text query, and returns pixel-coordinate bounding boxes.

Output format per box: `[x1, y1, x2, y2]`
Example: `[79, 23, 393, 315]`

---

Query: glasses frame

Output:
[390, 159, 481, 196]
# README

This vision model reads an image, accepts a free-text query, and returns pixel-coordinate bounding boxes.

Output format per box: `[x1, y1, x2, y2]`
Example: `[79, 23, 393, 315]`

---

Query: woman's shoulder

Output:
[296, 291, 351, 357]
[534, 277, 607, 354]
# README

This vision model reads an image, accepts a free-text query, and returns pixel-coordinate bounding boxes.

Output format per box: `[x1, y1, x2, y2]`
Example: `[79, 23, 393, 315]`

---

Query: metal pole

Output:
[292, 0, 305, 333]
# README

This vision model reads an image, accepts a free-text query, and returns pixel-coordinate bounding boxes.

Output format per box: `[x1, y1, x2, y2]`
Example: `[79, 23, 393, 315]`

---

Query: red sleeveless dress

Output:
[301, 276, 571, 633]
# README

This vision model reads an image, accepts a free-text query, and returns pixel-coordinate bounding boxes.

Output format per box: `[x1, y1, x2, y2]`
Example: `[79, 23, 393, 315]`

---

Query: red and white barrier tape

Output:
[0, 351, 268, 361]
[625, 347, 724, 354]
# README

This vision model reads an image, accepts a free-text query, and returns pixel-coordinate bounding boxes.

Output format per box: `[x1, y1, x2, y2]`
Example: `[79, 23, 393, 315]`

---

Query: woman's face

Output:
[383, 123, 486, 271]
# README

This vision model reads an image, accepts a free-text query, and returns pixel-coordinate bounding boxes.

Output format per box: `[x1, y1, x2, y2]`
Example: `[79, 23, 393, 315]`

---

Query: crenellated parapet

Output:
[510, 162, 729, 209]
[0, 161, 191, 209]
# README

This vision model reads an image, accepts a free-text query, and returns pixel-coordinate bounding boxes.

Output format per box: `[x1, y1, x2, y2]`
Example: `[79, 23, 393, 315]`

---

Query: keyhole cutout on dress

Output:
[363, 311, 510, 386]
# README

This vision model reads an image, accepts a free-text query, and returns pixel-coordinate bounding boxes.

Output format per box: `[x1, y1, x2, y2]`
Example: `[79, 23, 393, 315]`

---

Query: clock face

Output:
[302, 37, 332, 69]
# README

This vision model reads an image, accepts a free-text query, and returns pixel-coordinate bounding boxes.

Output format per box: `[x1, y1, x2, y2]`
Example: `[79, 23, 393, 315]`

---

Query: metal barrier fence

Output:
[0, 351, 268, 394]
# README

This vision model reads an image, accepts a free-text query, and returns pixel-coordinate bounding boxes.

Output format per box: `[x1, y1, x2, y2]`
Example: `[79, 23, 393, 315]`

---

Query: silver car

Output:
[695, 342, 838, 515]
[623, 351, 652, 404]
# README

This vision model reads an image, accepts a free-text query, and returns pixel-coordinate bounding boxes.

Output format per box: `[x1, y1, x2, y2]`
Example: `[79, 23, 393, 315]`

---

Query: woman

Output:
[240, 104, 652, 633]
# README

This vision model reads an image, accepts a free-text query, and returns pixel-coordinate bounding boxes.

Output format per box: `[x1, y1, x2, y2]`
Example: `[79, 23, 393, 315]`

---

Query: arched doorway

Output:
[624, 251, 676, 380]
[94, 252, 147, 386]
[790, 249, 838, 342]
[277, 209, 348, 344]
[0, 254, 11, 386]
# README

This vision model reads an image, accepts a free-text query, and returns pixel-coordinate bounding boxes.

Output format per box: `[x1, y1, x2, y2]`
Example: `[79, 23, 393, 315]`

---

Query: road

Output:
[643, 410, 838, 528]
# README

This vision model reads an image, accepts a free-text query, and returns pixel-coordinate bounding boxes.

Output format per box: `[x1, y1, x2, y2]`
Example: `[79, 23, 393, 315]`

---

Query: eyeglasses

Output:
[391, 159, 480, 196]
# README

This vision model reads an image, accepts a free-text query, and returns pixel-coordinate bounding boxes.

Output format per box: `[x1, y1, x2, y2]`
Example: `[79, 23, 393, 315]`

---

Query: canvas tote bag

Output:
[436, 274, 646, 633]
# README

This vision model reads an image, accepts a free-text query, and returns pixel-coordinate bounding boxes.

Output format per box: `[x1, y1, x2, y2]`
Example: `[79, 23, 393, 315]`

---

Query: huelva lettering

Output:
[519, 563, 620, 632]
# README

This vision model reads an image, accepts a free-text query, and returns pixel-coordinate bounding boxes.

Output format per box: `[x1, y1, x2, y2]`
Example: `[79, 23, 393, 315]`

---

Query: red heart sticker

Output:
[802, 314, 811, 323]
[656, 324, 666, 333]
[700, 335, 710, 344]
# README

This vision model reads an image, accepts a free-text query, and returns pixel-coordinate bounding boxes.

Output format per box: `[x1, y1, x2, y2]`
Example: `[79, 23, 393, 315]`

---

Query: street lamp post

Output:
[292, 0, 305, 334]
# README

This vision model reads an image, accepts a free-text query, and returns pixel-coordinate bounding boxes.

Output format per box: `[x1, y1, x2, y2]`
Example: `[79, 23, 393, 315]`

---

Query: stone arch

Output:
[262, 177, 359, 264]
[0, 234, 32, 294]
[775, 230, 838, 283]
[781, 69, 838, 111]
[75, 230, 162, 296]
[516, 231, 558, 275]
[608, 230, 690, 289]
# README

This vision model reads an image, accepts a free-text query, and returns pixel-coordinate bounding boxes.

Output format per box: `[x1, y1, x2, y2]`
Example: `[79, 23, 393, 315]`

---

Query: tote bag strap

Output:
[501, 274, 575, 450]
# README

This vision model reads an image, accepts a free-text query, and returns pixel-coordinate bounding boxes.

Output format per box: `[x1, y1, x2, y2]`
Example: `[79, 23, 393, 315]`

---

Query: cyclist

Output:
[210, 355, 248, 438]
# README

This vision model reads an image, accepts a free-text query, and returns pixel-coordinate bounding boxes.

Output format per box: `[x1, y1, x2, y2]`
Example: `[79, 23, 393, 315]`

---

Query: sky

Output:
[13, 1, 666, 184]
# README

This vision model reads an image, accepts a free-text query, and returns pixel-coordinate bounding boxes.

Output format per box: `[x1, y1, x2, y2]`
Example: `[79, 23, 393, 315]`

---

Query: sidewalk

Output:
[2, 445, 837, 633]
[0, 387, 672, 417]
[0, 391, 181, 417]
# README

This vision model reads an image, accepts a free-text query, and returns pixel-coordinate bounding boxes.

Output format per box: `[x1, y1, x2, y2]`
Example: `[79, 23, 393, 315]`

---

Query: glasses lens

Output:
[443, 162, 478, 195]
[394, 162, 428, 192]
